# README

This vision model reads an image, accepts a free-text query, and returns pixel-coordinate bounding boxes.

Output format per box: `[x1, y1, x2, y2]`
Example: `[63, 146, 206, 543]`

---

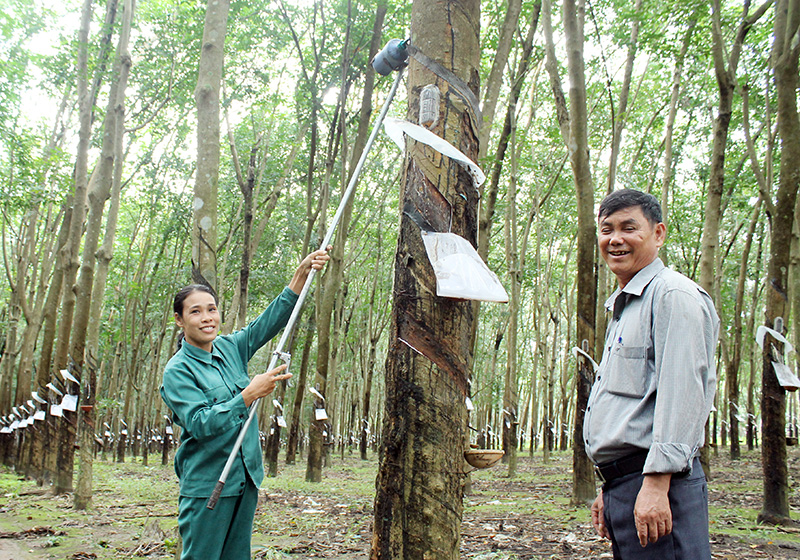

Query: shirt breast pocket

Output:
[606, 346, 647, 398]
[203, 384, 231, 405]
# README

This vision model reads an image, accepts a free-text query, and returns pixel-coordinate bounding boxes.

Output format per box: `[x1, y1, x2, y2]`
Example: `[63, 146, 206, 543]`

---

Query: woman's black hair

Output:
[173, 284, 218, 353]
[173, 283, 218, 316]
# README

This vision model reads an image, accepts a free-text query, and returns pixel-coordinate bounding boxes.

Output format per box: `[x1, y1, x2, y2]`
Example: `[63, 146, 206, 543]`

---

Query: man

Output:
[584, 189, 719, 559]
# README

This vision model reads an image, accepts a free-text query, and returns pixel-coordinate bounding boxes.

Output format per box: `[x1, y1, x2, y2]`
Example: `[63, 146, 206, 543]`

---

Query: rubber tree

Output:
[542, 0, 596, 507]
[53, 0, 97, 495]
[594, 0, 643, 356]
[498, 4, 540, 478]
[306, 0, 386, 483]
[700, 0, 773, 289]
[758, 0, 800, 527]
[371, 0, 480, 556]
[73, 0, 134, 509]
[192, 0, 229, 290]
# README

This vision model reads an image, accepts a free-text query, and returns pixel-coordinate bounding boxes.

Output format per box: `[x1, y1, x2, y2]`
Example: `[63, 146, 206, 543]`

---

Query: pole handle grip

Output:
[206, 481, 225, 509]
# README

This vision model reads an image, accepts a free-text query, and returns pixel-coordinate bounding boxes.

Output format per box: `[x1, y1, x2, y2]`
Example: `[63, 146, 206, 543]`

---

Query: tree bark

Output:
[192, 0, 229, 290]
[371, 1, 480, 556]
[73, 0, 133, 510]
[748, 225, 765, 451]
[285, 316, 315, 465]
[660, 16, 697, 241]
[477, 0, 522, 161]
[306, 96, 346, 483]
[231, 135, 260, 329]
[728, 80, 773, 460]
[477, 3, 540, 260]
[699, 0, 772, 292]
[502, 100, 524, 476]
[562, 0, 597, 507]
[605, 0, 642, 194]
[307, 1, 384, 480]
[54, 0, 96, 495]
[759, 0, 800, 526]
[361, 217, 388, 461]
[726, 200, 761, 460]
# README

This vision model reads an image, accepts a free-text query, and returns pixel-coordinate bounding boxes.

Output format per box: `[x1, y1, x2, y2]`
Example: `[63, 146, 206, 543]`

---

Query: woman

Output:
[161, 248, 330, 560]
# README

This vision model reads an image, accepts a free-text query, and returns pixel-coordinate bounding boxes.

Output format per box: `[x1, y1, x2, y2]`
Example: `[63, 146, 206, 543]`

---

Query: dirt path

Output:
[0, 539, 36, 560]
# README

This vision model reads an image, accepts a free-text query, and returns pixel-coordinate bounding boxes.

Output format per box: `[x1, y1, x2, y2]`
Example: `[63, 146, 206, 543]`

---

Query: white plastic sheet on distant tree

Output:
[61, 394, 78, 412]
[420, 231, 508, 302]
[315, 409, 329, 421]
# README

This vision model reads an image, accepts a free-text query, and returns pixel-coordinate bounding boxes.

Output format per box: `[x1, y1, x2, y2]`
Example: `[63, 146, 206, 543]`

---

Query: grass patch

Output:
[0, 459, 179, 559]
[0, 447, 797, 558]
[0, 470, 27, 496]
[709, 505, 800, 544]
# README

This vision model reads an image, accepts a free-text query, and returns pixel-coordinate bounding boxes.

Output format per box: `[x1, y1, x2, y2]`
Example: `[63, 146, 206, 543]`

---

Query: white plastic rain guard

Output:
[420, 231, 508, 302]
[384, 118, 508, 303]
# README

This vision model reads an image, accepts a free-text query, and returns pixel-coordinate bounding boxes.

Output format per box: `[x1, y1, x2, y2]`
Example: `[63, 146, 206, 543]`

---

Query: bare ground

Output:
[0, 446, 798, 559]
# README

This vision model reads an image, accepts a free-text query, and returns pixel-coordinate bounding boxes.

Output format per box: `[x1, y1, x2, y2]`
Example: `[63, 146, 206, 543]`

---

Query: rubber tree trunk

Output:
[498, 12, 540, 475]
[758, 0, 800, 526]
[699, 0, 771, 295]
[54, 0, 95, 495]
[660, 16, 697, 248]
[192, 0, 229, 290]
[361, 234, 386, 461]
[726, 201, 761, 460]
[502, 125, 520, 477]
[371, 0, 480, 557]
[562, 0, 597, 507]
[285, 317, 315, 465]
[73, 0, 132, 510]
[306, 0, 384, 482]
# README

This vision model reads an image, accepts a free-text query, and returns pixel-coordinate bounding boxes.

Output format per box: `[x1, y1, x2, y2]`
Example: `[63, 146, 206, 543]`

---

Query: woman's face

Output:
[175, 290, 219, 352]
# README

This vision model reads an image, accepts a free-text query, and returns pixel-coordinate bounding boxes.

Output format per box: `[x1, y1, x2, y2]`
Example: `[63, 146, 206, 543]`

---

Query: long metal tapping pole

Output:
[207, 65, 405, 509]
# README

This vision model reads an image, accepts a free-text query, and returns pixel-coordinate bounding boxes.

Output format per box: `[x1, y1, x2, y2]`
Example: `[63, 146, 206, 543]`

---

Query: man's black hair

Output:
[598, 189, 662, 225]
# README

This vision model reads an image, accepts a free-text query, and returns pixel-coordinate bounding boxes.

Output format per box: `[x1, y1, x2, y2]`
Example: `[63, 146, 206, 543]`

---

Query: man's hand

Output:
[634, 473, 672, 546]
[591, 490, 609, 539]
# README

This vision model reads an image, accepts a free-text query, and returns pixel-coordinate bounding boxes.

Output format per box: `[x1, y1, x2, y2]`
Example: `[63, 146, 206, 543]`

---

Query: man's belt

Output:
[594, 450, 648, 484]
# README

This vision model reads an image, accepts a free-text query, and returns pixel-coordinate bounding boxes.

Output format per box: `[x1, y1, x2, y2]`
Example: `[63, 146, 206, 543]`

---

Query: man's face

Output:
[598, 205, 666, 287]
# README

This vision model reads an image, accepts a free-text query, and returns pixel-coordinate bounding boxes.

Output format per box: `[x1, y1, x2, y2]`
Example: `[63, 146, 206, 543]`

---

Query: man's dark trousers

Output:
[603, 456, 711, 559]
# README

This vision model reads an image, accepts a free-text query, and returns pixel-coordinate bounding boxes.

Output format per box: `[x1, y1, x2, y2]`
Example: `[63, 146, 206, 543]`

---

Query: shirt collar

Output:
[604, 257, 665, 311]
[179, 339, 220, 364]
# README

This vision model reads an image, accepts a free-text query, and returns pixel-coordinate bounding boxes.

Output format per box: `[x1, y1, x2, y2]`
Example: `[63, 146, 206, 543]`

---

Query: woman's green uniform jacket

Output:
[160, 287, 298, 498]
